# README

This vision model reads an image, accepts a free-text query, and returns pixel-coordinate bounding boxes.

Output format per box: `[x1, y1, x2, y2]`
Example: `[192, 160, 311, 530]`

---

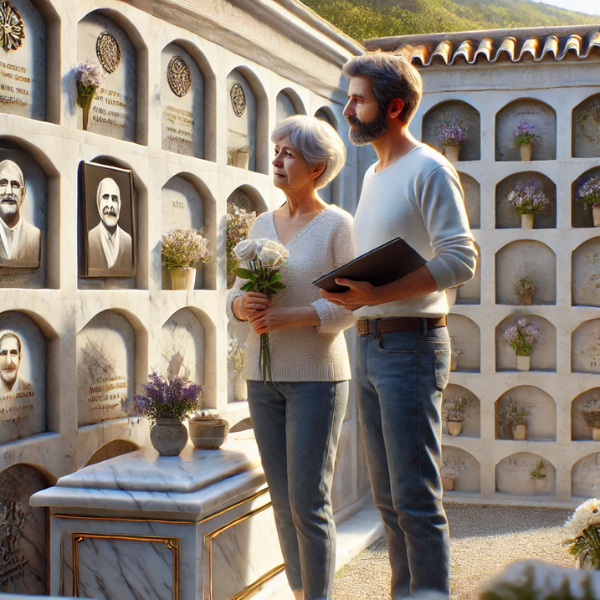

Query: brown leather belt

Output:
[355, 316, 446, 336]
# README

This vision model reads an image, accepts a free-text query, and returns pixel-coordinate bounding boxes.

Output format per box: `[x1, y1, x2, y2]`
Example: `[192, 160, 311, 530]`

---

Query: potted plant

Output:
[226, 203, 256, 288]
[505, 177, 550, 229]
[515, 276, 535, 306]
[441, 456, 466, 491]
[162, 227, 211, 291]
[438, 120, 467, 163]
[450, 340, 463, 372]
[228, 336, 247, 402]
[576, 176, 600, 227]
[189, 410, 230, 449]
[442, 396, 473, 436]
[498, 398, 531, 440]
[503, 318, 540, 371]
[529, 459, 547, 480]
[75, 60, 106, 131]
[563, 498, 600, 569]
[582, 399, 600, 441]
[512, 122, 541, 162]
[128, 370, 202, 456]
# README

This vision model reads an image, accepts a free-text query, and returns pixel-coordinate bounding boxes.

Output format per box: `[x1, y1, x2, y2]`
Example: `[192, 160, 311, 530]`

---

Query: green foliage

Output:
[234, 267, 286, 298]
[567, 526, 600, 570]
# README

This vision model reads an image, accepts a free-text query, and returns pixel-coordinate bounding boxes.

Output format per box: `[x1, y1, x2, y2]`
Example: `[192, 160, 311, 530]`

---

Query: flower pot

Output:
[592, 426, 600, 442]
[169, 267, 196, 291]
[189, 418, 230, 449]
[516, 355, 531, 372]
[234, 379, 247, 402]
[511, 423, 527, 440]
[519, 144, 532, 162]
[442, 476, 455, 491]
[233, 151, 250, 170]
[150, 418, 188, 456]
[447, 421, 463, 436]
[446, 287, 458, 305]
[519, 293, 533, 306]
[593, 205, 600, 227]
[521, 214, 534, 229]
[444, 145, 461, 162]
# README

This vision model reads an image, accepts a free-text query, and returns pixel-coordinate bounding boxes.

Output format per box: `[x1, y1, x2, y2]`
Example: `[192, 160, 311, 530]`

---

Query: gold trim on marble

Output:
[229, 564, 286, 600]
[197, 488, 269, 525]
[72, 533, 180, 600]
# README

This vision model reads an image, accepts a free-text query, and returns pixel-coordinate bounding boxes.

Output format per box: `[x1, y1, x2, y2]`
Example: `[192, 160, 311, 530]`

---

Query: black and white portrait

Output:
[0, 332, 32, 399]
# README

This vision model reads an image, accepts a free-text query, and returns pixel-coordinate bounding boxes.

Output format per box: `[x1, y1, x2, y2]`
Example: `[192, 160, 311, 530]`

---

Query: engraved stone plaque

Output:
[161, 43, 203, 158]
[77, 310, 134, 427]
[227, 71, 256, 170]
[441, 446, 480, 493]
[572, 453, 600, 497]
[572, 318, 600, 374]
[572, 238, 600, 306]
[0, 1, 24, 51]
[573, 94, 600, 158]
[496, 452, 555, 496]
[77, 12, 136, 141]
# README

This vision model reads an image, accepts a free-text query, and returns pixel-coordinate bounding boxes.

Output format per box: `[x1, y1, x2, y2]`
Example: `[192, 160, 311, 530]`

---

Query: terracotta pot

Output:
[442, 476, 455, 491]
[189, 418, 230, 449]
[593, 205, 600, 227]
[234, 379, 247, 402]
[447, 421, 463, 436]
[519, 144, 532, 161]
[150, 418, 188, 456]
[169, 267, 196, 291]
[516, 355, 531, 372]
[446, 287, 458, 305]
[519, 293, 533, 306]
[592, 426, 600, 442]
[233, 151, 250, 170]
[511, 422, 527, 440]
[521, 214, 534, 229]
[444, 145, 461, 162]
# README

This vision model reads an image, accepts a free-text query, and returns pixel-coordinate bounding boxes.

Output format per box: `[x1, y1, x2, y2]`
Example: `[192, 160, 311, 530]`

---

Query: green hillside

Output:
[302, 0, 599, 41]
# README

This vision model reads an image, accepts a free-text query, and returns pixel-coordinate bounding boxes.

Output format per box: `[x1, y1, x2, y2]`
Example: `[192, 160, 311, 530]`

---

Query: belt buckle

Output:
[356, 320, 368, 335]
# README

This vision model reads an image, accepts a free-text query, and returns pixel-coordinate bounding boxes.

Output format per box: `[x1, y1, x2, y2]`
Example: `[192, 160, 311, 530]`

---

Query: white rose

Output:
[234, 239, 260, 261]
[262, 239, 289, 264]
[259, 246, 284, 267]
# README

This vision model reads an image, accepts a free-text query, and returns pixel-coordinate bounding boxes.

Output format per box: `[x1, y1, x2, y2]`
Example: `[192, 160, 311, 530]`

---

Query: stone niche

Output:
[77, 310, 134, 427]
[457, 172, 480, 229]
[0, 143, 48, 289]
[276, 88, 305, 124]
[0, 464, 48, 594]
[422, 100, 480, 162]
[161, 175, 216, 290]
[496, 452, 555, 496]
[77, 11, 137, 141]
[495, 386, 556, 441]
[571, 388, 600, 441]
[572, 94, 600, 158]
[495, 99, 556, 161]
[0, 0, 46, 120]
[572, 318, 600, 374]
[226, 69, 257, 171]
[0, 311, 46, 444]
[495, 241, 556, 305]
[571, 167, 600, 228]
[572, 453, 600, 497]
[447, 314, 480, 372]
[442, 383, 480, 438]
[441, 446, 480, 493]
[495, 172, 556, 229]
[455, 243, 480, 304]
[161, 43, 204, 158]
[495, 314, 556, 372]
[572, 238, 600, 306]
[227, 185, 267, 216]
[314, 107, 338, 206]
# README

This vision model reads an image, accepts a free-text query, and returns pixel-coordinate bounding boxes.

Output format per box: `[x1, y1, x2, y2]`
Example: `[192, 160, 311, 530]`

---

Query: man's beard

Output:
[0, 193, 19, 220]
[1, 366, 18, 388]
[101, 207, 118, 228]
[347, 109, 389, 146]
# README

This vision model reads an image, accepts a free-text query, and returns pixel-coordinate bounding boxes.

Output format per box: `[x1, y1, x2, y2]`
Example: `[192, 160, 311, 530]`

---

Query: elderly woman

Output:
[226, 115, 355, 600]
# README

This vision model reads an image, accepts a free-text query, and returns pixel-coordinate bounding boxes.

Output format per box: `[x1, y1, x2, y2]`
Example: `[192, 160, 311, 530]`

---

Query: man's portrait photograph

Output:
[81, 162, 136, 277]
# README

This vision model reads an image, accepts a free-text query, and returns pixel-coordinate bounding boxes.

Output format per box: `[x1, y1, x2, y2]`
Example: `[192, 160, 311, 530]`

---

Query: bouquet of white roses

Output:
[563, 498, 600, 569]
[233, 238, 289, 380]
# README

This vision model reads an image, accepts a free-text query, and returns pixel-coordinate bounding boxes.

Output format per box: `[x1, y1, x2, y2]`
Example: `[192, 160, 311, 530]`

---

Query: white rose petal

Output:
[259, 246, 283, 267]
[234, 239, 260, 261]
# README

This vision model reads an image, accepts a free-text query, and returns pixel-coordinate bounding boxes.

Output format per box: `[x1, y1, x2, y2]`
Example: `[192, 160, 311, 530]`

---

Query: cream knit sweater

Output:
[226, 205, 356, 382]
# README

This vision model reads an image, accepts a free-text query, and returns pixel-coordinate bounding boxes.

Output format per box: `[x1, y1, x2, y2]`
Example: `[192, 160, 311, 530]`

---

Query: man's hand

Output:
[319, 278, 377, 311]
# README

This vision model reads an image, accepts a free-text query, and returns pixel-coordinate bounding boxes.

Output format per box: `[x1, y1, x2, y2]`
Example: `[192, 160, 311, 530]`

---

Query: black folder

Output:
[313, 236, 426, 293]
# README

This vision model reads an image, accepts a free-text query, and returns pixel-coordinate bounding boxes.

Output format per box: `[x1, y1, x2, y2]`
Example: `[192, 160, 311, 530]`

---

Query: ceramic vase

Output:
[519, 293, 533, 306]
[150, 418, 188, 456]
[516, 355, 531, 371]
[189, 418, 230, 449]
[169, 267, 196, 291]
[593, 205, 600, 227]
[521, 214, 534, 229]
[592, 426, 600, 442]
[444, 145, 461, 162]
[447, 421, 463, 436]
[234, 379, 247, 402]
[519, 144, 532, 161]
[234, 150, 250, 170]
[442, 476, 456, 491]
[446, 287, 458, 305]
[511, 423, 527, 440]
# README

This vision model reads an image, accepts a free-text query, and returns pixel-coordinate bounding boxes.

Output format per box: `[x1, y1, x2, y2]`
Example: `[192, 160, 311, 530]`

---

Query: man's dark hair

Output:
[343, 51, 423, 124]
[0, 332, 21, 355]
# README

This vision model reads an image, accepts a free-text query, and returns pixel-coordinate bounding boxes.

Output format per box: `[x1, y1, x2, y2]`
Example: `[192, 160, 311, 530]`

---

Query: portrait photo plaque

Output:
[80, 161, 135, 278]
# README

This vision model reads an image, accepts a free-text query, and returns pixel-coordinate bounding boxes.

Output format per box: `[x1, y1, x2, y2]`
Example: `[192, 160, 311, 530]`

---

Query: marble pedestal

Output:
[30, 438, 284, 600]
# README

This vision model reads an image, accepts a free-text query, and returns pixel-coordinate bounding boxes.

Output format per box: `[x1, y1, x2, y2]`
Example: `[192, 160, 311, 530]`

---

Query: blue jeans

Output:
[247, 380, 349, 600]
[356, 324, 451, 598]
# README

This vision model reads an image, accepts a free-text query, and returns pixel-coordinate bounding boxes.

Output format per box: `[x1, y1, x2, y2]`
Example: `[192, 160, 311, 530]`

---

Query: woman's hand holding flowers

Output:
[233, 292, 272, 321]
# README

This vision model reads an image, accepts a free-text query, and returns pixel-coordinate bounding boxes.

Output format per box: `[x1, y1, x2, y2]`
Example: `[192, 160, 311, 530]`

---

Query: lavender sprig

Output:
[505, 177, 550, 216]
[438, 123, 467, 147]
[512, 122, 541, 148]
[577, 176, 600, 208]
[503, 318, 540, 356]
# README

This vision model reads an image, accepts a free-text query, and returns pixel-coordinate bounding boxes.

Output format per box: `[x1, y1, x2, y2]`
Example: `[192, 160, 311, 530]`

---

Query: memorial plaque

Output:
[77, 311, 134, 427]
[440, 446, 480, 493]
[226, 70, 256, 170]
[0, 464, 48, 594]
[573, 94, 600, 158]
[77, 12, 136, 141]
[572, 238, 600, 306]
[0, 311, 46, 444]
[572, 319, 600, 374]
[496, 452, 555, 496]
[572, 453, 600, 497]
[161, 43, 203, 158]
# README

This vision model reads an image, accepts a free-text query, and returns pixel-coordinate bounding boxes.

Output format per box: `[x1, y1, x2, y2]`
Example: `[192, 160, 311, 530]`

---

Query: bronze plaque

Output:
[167, 56, 191, 98]
[96, 31, 121, 74]
[230, 83, 246, 118]
[0, 1, 24, 51]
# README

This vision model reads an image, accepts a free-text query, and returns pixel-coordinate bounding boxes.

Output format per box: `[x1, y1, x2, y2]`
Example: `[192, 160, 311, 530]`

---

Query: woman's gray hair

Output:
[271, 115, 346, 190]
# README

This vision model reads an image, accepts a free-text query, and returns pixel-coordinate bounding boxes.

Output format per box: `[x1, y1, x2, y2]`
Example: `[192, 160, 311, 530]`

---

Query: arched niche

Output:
[447, 314, 480, 372]
[226, 185, 268, 216]
[571, 388, 600, 441]
[441, 446, 480, 493]
[314, 106, 338, 130]
[495, 99, 557, 161]
[495, 314, 556, 372]
[572, 453, 600, 497]
[572, 238, 600, 306]
[226, 67, 267, 174]
[495, 241, 556, 305]
[455, 242, 480, 305]
[422, 100, 481, 161]
[160, 174, 216, 290]
[572, 318, 600, 374]
[85, 439, 138, 466]
[0, 463, 50, 594]
[161, 42, 205, 158]
[77, 10, 147, 143]
[457, 172, 480, 229]
[572, 93, 600, 158]
[571, 167, 600, 228]
[442, 384, 480, 438]
[276, 88, 306, 123]
[495, 172, 556, 229]
[0, 311, 47, 444]
[496, 452, 555, 496]
[313, 107, 340, 206]
[495, 386, 556, 441]
[76, 310, 136, 427]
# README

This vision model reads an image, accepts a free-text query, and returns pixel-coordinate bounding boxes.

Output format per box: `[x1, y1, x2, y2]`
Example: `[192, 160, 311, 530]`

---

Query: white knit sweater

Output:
[226, 205, 356, 382]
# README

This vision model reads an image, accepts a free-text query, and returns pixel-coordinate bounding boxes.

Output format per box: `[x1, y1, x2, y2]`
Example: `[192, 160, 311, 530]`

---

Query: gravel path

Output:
[333, 504, 575, 599]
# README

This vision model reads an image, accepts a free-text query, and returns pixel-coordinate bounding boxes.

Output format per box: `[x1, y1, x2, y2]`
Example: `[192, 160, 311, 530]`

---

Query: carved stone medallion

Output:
[230, 83, 246, 118]
[0, 1, 24, 51]
[167, 56, 192, 98]
[96, 32, 121, 74]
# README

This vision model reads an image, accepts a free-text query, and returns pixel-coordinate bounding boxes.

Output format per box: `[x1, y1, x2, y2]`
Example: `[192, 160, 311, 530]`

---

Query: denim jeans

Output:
[247, 380, 349, 600]
[356, 323, 451, 598]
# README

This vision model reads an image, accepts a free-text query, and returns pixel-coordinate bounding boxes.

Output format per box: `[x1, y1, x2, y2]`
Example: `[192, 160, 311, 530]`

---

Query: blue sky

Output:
[530, 0, 600, 15]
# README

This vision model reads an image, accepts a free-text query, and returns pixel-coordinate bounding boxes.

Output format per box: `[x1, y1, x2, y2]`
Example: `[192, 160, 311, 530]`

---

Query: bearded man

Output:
[0, 333, 29, 396]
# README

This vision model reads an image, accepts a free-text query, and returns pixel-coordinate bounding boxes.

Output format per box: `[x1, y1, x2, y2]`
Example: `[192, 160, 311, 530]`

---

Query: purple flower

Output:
[577, 176, 600, 207]
[505, 178, 549, 216]
[438, 123, 467, 146]
[512, 122, 540, 147]
[504, 319, 540, 356]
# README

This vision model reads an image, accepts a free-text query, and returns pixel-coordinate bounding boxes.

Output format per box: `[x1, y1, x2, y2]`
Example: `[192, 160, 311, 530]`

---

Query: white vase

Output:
[442, 476, 455, 491]
[234, 380, 247, 402]
[521, 214, 534, 229]
[169, 267, 196, 291]
[444, 145, 461, 162]
[234, 151, 250, 169]
[593, 205, 600, 227]
[516, 355, 530, 371]
[511, 423, 527, 440]
[519, 144, 532, 161]
[447, 421, 463, 436]
[592, 426, 600, 442]
[446, 287, 458, 305]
